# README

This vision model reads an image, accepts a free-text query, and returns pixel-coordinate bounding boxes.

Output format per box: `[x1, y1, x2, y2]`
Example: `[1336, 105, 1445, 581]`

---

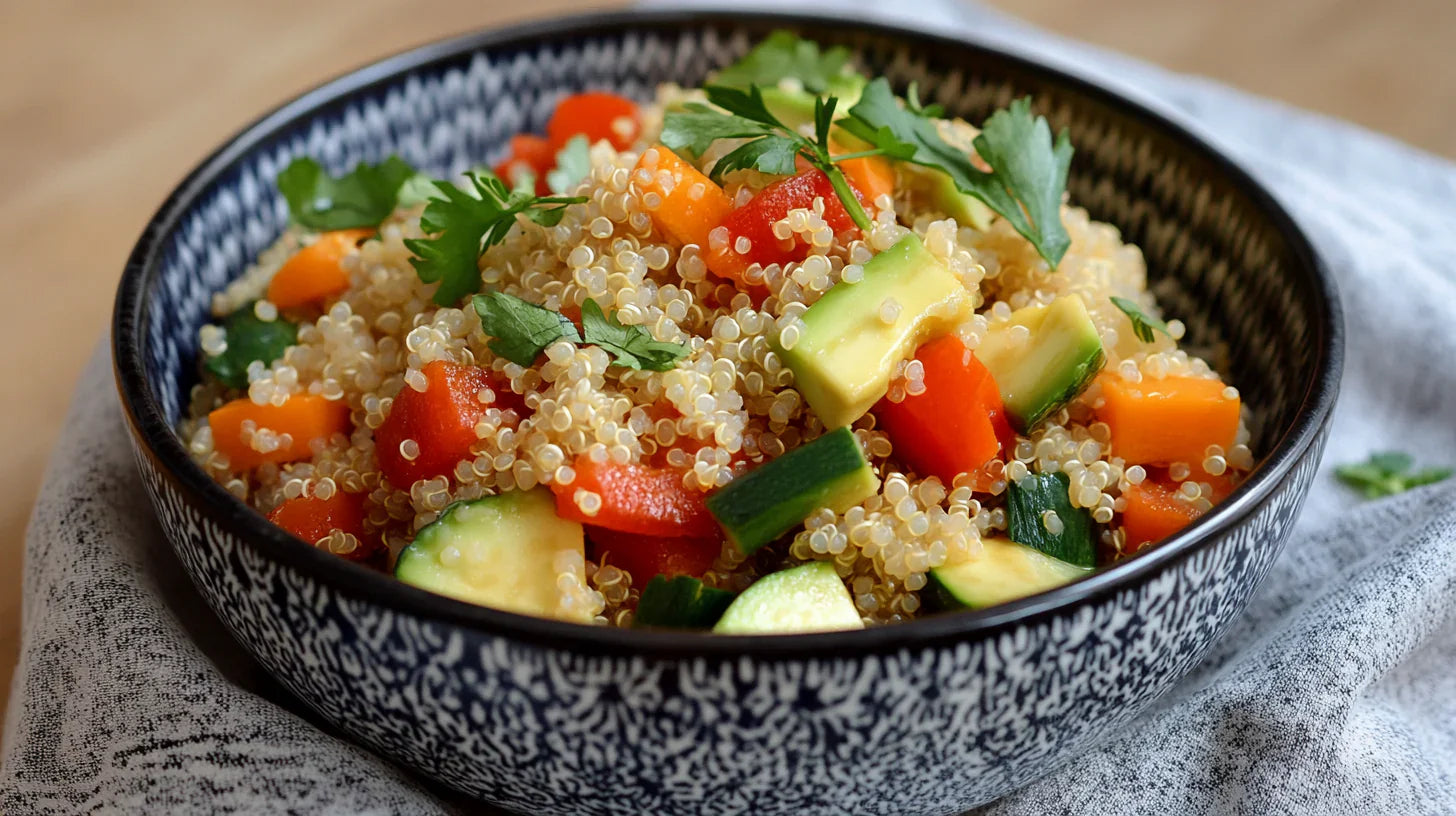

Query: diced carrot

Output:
[635, 145, 736, 254]
[875, 335, 1004, 488]
[550, 456, 720, 539]
[267, 491, 377, 557]
[1121, 477, 1206, 554]
[586, 526, 723, 582]
[1096, 373, 1241, 465]
[547, 92, 640, 152]
[266, 229, 373, 309]
[838, 154, 895, 206]
[374, 361, 517, 488]
[209, 394, 352, 471]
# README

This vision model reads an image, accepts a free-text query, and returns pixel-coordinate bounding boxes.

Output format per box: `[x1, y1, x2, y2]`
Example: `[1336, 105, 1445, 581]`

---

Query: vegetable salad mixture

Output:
[181, 32, 1256, 633]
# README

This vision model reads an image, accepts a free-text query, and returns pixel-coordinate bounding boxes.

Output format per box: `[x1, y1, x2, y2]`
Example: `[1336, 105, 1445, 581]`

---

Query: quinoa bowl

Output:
[112, 10, 1341, 816]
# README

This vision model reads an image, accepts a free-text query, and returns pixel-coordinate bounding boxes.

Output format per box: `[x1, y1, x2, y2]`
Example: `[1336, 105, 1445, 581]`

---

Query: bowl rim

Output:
[112, 8, 1344, 659]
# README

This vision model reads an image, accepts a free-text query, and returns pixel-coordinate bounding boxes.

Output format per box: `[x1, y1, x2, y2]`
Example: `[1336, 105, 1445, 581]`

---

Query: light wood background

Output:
[2, 0, 1452, 716]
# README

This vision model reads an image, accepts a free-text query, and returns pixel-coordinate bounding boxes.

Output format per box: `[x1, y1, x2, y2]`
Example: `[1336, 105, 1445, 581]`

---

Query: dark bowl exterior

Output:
[112, 11, 1342, 816]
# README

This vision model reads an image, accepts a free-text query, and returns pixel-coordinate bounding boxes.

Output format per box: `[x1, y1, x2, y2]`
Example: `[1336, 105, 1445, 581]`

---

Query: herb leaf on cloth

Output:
[841, 81, 1073, 266]
[1336, 452, 1454, 499]
[277, 156, 417, 230]
[580, 299, 690, 371]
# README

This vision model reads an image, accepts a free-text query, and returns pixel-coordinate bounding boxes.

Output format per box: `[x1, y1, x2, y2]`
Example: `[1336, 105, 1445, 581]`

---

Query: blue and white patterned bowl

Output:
[111, 11, 1342, 815]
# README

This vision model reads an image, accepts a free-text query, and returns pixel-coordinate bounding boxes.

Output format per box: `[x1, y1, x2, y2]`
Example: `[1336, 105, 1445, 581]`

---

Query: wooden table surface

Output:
[3, 0, 1452, 716]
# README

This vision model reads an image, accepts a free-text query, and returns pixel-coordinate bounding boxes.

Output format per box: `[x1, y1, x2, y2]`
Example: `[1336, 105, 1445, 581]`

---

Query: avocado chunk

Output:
[1005, 471, 1097, 567]
[713, 561, 864, 634]
[774, 234, 971, 429]
[706, 427, 879, 556]
[927, 537, 1091, 610]
[634, 575, 736, 630]
[395, 489, 593, 622]
[976, 295, 1105, 432]
[758, 74, 867, 132]
[902, 165, 994, 231]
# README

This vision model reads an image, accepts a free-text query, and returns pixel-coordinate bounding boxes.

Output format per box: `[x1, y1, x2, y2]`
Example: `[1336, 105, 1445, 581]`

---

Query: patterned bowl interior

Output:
[136, 14, 1329, 464]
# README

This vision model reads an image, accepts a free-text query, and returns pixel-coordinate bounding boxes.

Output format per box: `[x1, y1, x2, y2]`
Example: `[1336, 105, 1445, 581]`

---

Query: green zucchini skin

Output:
[633, 575, 736, 630]
[1005, 471, 1097, 567]
[705, 427, 879, 556]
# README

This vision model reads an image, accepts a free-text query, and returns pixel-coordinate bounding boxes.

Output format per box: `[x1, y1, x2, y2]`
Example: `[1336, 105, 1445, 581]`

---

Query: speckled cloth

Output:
[6, 3, 1456, 814]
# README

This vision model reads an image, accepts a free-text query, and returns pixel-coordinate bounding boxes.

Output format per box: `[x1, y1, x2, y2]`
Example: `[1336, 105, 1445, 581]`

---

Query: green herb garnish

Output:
[1336, 452, 1453, 499]
[662, 85, 873, 230]
[581, 299, 691, 371]
[471, 290, 582, 366]
[406, 170, 587, 306]
[546, 135, 592, 195]
[202, 302, 297, 389]
[714, 30, 857, 95]
[395, 172, 443, 208]
[1110, 296, 1172, 343]
[471, 291, 689, 371]
[276, 156, 416, 231]
[840, 82, 1073, 266]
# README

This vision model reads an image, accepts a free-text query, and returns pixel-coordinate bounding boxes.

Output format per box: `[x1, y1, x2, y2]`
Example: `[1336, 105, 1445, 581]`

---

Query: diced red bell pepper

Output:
[1121, 476, 1205, 554]
[586, 526, 723, 583]
[550, 456, 720, 538]
[546, 92, 640, 152]
[494, 134, 554, 196]
[705, 169, 865, 289]
[375, 361, 519, 488]
[267, 492, 379, 562]
[876, 335, 1014, 490]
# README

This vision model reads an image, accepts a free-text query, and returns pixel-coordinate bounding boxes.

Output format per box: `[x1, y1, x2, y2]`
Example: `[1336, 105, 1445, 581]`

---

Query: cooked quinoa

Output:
[181, 38, 1253, 632]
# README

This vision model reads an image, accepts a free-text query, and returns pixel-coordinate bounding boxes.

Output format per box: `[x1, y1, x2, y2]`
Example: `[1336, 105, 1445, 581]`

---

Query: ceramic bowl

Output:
[112, 10, 1342, 815]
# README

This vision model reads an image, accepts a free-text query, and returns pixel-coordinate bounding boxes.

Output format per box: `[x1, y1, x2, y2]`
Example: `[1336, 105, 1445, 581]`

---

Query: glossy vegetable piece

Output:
[552, 457, 720, 539]
[374, 361, 515, 489]
[267, 228, 372, 309]
[705, 168, 865, 287]
[1005, 471, 1097, 567]
[493, 133, 555, 196]
[395, 490, 593, 622]
[632, 575, 736, 629]
[705, 427, 879, 556]
[267, 492, 377, 561]
[713, 561, 863, 634]
[636, 147, 736, 254]
[875, 335, 1007, 487]
[1120, 476, 1206, 554]
[208, 394, 351, 471]
[202, 303, 297, 389]
[927, 537, 1091, 610]
[1096, 373, 1241, 465]
[837, 153, 895, 206]
[976, 296, 1105, 432]
[546, 91, 640, 152]
[586, 526, 724, 583]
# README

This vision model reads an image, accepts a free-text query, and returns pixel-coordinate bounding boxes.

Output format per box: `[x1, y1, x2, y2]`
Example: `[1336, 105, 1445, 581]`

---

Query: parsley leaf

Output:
[471, 290, 581, 366]
[395, 172, 443, 208]
[404, 170, 587, 306]
[580, 299, 690, 371]
[714, 30, 855, 95]
[1336, 451, 1453, 499]
[202, 303, 297, 389]
[841, 81, 1073, 266]
[277, 156, 416, 230]
[1110, 296, 1173, 343]
[546, 135, 592, 195]
[661, 85, 874, 230]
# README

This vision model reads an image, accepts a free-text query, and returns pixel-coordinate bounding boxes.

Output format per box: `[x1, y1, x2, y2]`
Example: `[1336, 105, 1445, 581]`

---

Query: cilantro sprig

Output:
[1110, 296, 1173, 343]
[406, 171, 587, 306]
[1336, 452, 1452, 499]
[662, 85, 874, 230]
[471, 291, 689, 372]
[839, 81, 1073, 266]
[714, 30, 857, 95]
[277, 156, 417, 231]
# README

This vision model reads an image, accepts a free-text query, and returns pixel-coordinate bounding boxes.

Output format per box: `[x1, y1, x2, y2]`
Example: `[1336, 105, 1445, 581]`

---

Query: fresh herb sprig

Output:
[1336, 452, 1453, 499]
[546, 135, 592, 195]
[839, 81, 1073, 266]
[472, 291, 689, 372]
[1110, 296, 1173, 343]
[662, 85, 874, 230]
[406, 171, 587, 306]
[277, 156, 417, 231]
[714, 30, 857, 95]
